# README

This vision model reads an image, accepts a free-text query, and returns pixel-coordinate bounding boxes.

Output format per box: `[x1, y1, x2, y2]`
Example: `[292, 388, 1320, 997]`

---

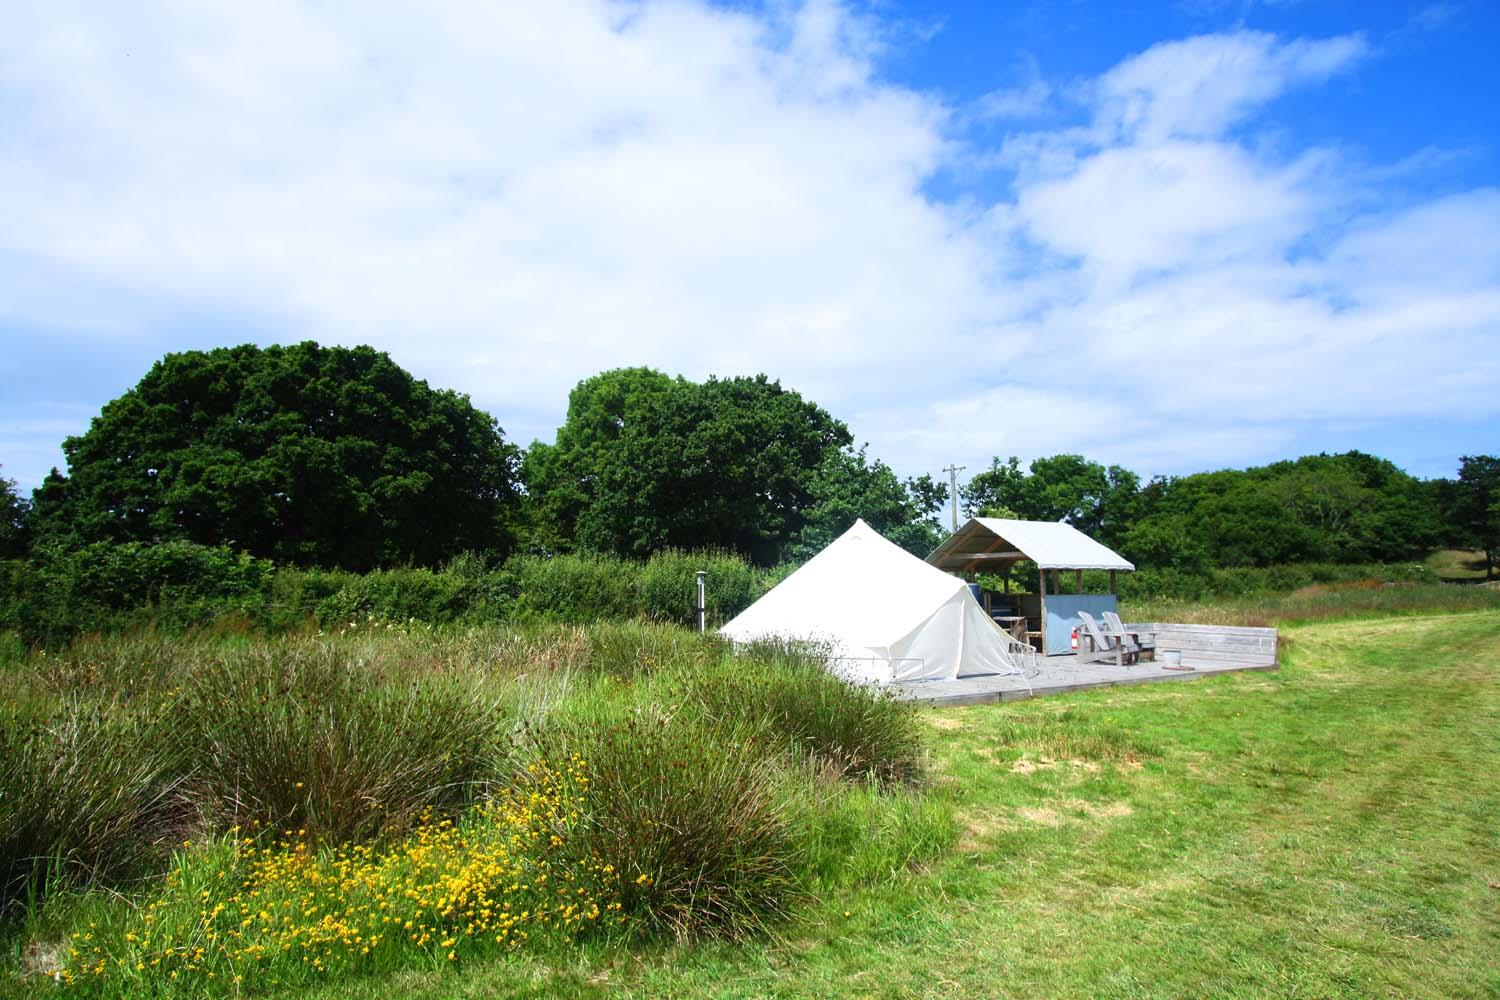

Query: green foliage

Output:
[788, 446, 947, 560]
[0, 621, 944, 970]
[1111, 560, 1435, 603]
[962, 455, 1139, 547]
[684, 643, 925, 783]
[509, 553, 645, 623]
[1, 539, 778, 646]
[528, 708, 803, 940]
[309, 560, 515, 628]
[0, 470, 27, 560]
[1129, 452, 1442, 567]
[510, 550, 763, 627]
[636, 549, 756, 627]
[1125, 580, 1500, 627]
[0, 698, 186, 919]
[1452, 454, 1499, 579]
[967, 450, 1444, 569]
[524, 368, 851, 564]
[177, 641, 502, 843]
[29, 342, 521, 571]
[3, 540, 276, 646]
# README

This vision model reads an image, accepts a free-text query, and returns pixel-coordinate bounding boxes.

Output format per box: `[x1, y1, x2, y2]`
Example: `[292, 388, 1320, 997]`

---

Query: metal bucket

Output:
[1160, 649, 1182, 668]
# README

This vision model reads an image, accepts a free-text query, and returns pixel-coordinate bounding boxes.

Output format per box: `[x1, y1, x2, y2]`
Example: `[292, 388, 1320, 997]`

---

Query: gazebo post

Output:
[1039, 567, 1049, 655]
[1109, 569, 1117, 595]
[1075, 568, 1083, 594]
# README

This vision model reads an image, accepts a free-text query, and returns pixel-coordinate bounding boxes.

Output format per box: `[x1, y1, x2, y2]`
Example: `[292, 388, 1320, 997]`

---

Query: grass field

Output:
[5, 603, 1498, 998]
[262, 610, 1498, 1000]
[1427, 549, 1494, 583]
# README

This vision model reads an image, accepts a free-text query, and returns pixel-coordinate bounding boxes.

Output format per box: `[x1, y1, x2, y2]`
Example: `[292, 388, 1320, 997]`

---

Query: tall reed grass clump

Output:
[177, 641, 504, 843]
[528, 709, 803, 940]
[684, 644, 926, 784]
[0, 698, 186, 920]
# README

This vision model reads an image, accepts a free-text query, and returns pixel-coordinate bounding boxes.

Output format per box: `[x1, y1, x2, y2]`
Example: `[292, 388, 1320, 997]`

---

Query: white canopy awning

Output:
[926, 517, 1134, 573]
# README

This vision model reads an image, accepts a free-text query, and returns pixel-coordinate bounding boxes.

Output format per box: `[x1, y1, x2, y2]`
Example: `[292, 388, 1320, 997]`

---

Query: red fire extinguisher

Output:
[1070, 627, 1079, 651]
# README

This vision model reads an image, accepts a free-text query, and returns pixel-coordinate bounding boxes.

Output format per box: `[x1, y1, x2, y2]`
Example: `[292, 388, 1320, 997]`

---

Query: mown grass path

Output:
[294, 612, 1500, 999]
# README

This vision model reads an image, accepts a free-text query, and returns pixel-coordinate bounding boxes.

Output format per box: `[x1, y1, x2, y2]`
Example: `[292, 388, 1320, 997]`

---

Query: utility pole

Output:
[941, 463, 966, 532]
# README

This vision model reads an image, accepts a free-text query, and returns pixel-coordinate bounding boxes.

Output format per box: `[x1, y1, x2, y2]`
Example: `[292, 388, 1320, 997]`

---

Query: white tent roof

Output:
[927, 517, 1134, 572]
[720, 519, 1023, 684]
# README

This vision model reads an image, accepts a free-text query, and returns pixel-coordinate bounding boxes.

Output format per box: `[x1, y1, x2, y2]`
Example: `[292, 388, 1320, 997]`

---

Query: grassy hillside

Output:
[275, 611, 1497, 999]
[1427, 549, 1492, 582]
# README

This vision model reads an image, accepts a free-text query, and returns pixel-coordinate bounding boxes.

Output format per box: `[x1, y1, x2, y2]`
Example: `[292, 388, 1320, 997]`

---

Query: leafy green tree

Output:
[961, 454, 1139, 545]
[0, 467, 29, 559]
[788, 446, 947, 560]
[1454, 455, 1500, 579]
[1122, 452, 1439, 568]
[30, 343, 521, 571]
[524, 368, 851, 564]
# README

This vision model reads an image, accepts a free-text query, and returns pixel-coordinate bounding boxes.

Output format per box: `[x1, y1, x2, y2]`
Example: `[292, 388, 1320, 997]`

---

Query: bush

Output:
[526, 708, 802, 939]
[508, 553, 643, 622]
[7, 541, 276, 645]
[1109, 561, 1437, 604]
[637, 549, 757, 627]
[311, 563, 514, 628]
[0, 698, 187, 919]
[684, 643, 925, 784]
[177, 640, 503, 843]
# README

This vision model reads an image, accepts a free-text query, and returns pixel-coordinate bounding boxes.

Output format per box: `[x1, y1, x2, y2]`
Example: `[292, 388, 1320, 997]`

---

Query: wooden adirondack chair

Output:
[1075, 611, 1137, 667]
[1103, 611, 1156, 663]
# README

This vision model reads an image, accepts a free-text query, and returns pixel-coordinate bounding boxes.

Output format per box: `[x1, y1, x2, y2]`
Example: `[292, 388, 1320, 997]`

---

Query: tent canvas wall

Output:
[719, 519, 1024, 684]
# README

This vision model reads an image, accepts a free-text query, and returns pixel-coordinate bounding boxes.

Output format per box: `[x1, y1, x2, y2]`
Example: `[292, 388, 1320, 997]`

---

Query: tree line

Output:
[1, 341, 1496, 579]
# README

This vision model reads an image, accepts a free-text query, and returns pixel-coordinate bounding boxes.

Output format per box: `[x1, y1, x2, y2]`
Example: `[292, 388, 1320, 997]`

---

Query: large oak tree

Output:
[30, 343, 521, 570]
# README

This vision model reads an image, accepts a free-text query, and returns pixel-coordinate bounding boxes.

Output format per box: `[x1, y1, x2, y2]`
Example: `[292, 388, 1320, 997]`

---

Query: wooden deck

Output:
[896, 623, 1279, 707]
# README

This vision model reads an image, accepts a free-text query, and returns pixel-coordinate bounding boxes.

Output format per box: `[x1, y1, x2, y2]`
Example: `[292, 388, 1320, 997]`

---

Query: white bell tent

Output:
[720, 519, 1027, 684]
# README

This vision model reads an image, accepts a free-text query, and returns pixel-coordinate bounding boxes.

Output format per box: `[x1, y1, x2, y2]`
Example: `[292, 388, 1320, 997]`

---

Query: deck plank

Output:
[896, 650, 1277, 707]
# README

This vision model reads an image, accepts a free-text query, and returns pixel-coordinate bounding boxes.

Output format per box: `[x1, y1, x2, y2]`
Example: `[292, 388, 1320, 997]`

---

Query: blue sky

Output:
[1, 0, 1496, 494]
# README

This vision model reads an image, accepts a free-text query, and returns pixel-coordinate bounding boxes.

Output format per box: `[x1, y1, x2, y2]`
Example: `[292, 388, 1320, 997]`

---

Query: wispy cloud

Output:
[0, 3, 1493, 491]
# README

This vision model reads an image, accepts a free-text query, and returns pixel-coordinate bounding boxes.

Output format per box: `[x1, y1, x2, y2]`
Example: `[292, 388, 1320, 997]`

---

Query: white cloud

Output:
[1094, 31, 1369, 143]
[0, 5, 1494, 493]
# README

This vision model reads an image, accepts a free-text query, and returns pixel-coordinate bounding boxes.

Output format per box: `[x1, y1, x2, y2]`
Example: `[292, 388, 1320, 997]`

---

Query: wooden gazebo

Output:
[926, 517, 1135, 655]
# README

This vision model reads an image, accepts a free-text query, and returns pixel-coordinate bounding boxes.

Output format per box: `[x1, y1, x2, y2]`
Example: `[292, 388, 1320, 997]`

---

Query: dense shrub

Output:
[508, 552, 644, 622]
[685, 643, 925, 784]
[0, 540, 776, 647]
[526, 709, 802, 940]
[177, 641, 504, 843]
[638, 548, 757, 627]
[311, 562, 514, 628]
[1145, 561, 1434, 601]
[0, 698, 186, 918]
[5, 541, 276, 645]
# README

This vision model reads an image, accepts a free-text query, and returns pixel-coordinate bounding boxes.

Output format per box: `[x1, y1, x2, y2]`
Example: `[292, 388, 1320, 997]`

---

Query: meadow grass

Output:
[1124, 578, 1500, 627]
[228, 609, 1498, 1000]
[0, 621, 938, 996]
[1426, 548, 1491, 582]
